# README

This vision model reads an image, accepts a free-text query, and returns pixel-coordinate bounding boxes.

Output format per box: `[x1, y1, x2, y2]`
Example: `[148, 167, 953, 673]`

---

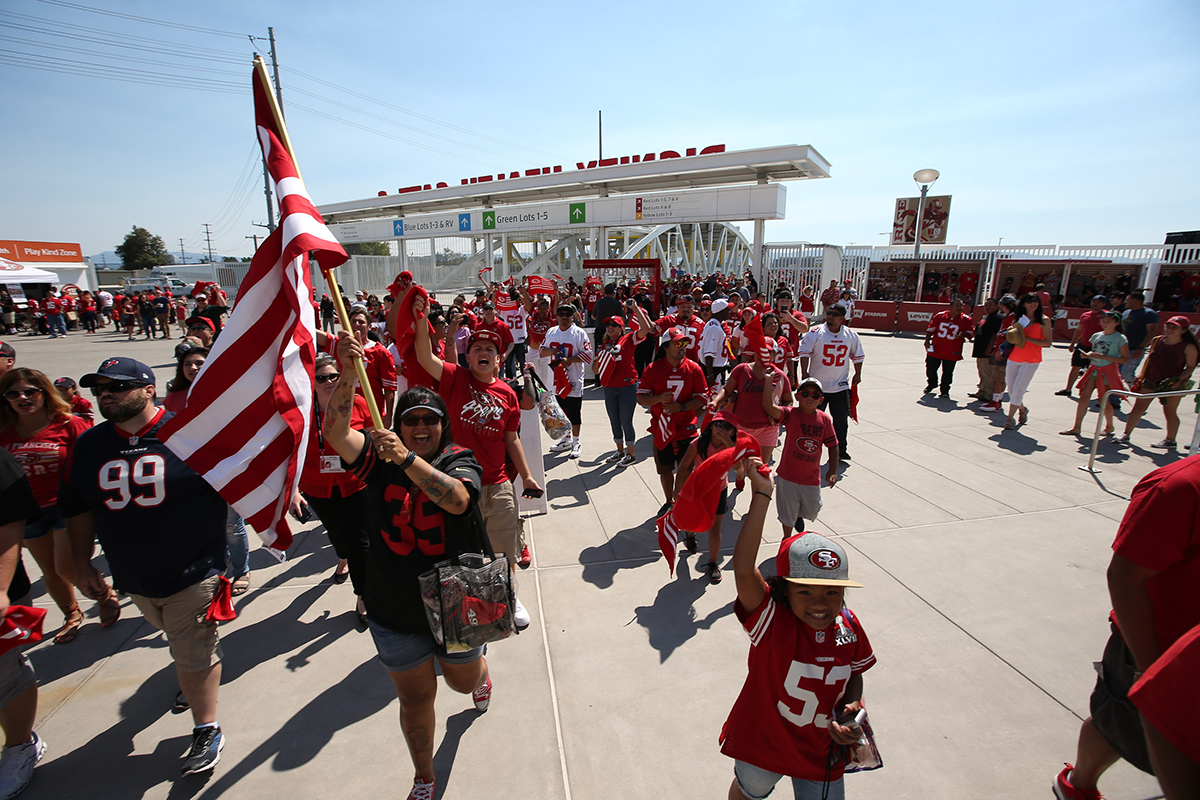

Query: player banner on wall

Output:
[891, 196, 952, 245]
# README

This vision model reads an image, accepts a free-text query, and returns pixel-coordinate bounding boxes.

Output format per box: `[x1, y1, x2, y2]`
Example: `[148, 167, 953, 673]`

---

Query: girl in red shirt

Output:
[594, 301, 651, 465]
[0, 367, 120, 642]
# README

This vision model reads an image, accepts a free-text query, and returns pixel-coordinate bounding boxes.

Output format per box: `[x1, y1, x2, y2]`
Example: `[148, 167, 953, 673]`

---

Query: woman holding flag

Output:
[594, 299, 652, 466]
[672, 412, 741, 584]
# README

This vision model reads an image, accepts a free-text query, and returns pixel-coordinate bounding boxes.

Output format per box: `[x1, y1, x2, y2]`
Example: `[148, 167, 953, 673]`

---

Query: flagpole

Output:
[252, 56, 386, 432]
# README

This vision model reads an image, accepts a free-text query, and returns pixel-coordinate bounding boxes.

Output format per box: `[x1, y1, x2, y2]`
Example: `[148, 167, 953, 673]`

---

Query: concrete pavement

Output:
[4, 322, 1180, 799]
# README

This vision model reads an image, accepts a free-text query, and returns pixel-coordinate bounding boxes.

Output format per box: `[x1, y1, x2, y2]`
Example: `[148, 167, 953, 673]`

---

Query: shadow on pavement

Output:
[633, 557, 734, 663]
[431, 709, 480, 800]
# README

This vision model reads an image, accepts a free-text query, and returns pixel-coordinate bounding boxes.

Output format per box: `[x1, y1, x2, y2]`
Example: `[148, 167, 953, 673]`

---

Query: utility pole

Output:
[245, 234, 260, 252]
[268, 27, 285, 113]
[598, 110, 603, 161]
[203, 224, 215, 264]
[179, 238, 186, 265]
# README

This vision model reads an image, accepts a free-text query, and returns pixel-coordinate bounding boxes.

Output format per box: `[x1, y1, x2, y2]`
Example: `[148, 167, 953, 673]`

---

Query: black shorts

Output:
[1071, 345, 1091, 368]
[1088, 623, 1154, 775]
[715, 487, 729, 516]
[654, 438, 694, 475]
[559, 395, 582, 426]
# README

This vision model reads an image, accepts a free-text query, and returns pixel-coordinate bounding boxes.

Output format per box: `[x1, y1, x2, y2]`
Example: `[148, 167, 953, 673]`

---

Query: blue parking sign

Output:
[459, 213, 471, 231]
[393, 219, 405, 236]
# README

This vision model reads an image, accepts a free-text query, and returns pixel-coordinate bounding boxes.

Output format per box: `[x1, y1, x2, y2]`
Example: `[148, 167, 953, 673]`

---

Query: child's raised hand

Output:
[746, 458, 772, 496]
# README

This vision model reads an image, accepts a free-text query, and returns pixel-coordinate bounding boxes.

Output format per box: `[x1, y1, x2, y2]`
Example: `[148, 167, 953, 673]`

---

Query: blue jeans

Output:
[734, 761, 845, 800]
[603, 384, 637, 445]
[47, 314, 66, 336]
[225, 505, 250, 579]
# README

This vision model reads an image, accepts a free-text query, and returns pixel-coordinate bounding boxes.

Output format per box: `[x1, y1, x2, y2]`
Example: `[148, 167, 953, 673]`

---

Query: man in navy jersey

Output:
[61, 357, 230, 777]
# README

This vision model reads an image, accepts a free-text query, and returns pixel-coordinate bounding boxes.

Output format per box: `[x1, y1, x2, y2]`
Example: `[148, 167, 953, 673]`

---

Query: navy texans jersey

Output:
[59, 408, 227, 598]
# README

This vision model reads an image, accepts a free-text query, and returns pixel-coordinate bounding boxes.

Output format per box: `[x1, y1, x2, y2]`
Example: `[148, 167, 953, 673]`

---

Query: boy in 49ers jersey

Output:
[724, 465, 874, 800]
[923, 298, 974, 398]
[798, 305, 864, 461]
[637, 328, 708, 516]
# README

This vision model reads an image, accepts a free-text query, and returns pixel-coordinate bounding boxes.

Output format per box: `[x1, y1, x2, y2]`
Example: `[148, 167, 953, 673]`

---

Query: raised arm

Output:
[762, 370, 784, 421]
[323, 333, 368, 463]
[731, 458, 772, 611]
[411, 295, 446, 383]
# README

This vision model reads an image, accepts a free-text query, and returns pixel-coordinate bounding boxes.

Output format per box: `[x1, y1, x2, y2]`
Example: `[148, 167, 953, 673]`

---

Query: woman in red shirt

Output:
[0, 367, 120, 642]
[594, 301, 651, 466]
[295, 353, 372, 624]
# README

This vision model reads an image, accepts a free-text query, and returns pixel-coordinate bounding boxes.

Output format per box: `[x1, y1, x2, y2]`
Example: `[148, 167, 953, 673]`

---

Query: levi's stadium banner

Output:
[891, 196, 952, 245]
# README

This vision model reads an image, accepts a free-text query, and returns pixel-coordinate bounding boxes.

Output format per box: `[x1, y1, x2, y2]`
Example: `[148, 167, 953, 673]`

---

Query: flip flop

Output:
[231, 574, 251, 596]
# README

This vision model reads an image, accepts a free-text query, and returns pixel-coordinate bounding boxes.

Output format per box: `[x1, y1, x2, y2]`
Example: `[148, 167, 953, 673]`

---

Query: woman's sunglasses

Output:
[315, 373, 341, 384]
[3, 388, 43, 401]
[400, 414, 442, 427]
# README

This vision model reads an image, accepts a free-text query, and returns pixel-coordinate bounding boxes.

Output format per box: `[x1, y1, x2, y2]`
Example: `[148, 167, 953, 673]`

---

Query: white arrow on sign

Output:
[572, 207, 583, 220]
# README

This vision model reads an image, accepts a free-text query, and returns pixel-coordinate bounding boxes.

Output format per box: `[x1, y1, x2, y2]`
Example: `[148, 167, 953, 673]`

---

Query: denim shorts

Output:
[24, 504, 65, 540]
[734, 761, 844, 800]
[367, 617, 484, 674]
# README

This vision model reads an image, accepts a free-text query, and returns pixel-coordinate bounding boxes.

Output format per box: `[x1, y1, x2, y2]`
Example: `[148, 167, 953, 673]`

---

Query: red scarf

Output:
[390, 284, 438, 388]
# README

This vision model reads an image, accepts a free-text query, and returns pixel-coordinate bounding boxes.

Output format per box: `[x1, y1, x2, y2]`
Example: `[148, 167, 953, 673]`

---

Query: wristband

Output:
[753, 491, 772, 500]
[400, 450, 417, 470]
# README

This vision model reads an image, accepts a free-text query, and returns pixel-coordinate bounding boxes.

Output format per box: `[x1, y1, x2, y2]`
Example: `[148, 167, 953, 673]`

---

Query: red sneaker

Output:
[407, 776, 436, 800]
[518, 544, 531, 568]
[472, 673, 492, 712]
[1053, 764, 1102, 800]
[979, 401, 1002, 412]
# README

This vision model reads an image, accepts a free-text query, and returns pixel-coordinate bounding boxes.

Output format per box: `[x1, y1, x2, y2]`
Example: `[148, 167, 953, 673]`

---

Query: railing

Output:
[1080, 388, 1200, 473]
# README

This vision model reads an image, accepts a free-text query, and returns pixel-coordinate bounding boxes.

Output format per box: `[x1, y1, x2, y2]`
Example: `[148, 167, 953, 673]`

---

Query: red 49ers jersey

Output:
[637, 357, 708, 448]
[926, 311, 973, 361]
[721, 596, 875, 780]
[654, 314, 704, 362]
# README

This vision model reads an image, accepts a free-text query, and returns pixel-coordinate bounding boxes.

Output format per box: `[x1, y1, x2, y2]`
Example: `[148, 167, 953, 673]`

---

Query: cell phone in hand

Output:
[291, 503, 313, 524]
[521, 487, 544, 499]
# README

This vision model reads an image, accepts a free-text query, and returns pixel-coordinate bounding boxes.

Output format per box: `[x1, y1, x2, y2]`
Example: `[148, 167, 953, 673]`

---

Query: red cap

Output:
[468, 329, 504, 350]
[700, 299, 713, 308]
[399, 270, 413, 282]
[1167, 315, 1192, 329]
[603, 316, 625, 328]
[665, 327, 692, 344]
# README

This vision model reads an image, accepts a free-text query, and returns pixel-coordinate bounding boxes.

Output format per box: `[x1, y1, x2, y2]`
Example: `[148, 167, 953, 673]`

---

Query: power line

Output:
[0, 33, 248, 75]
[34, 0, 248, 39]
[0, 15, 249, 62]
[0, 53, 248, 94]
[0, 48, 245, 89]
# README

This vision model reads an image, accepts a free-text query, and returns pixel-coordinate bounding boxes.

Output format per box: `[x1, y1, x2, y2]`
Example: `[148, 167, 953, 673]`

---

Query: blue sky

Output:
[2, 0, 1197, 261]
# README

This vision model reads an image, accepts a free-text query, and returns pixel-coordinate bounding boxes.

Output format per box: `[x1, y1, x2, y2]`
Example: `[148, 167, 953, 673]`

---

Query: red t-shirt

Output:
[1076, 310, 1104, 344]
[1129, 622, 1200, 764]
[597, 332, 640, 388]
[69, 395, 94, 425]
[799, 294, 815, 314]
[527, 312, 553, 349]
[777, 407, 838, 486]
[654, 314, 704, 362]
[1110, 456, 1200, 652]
[0, 414, 92, 507]
[926, 310, 973, 361]
[475, 317, 515, 351]
[299, 395, 370, 498]
[959, 271, 978, 296]
[720, 596, 875, 780]
[637, 357, 708, 449]
[437, 362, 521, 484]
[325, 339, 397, 414]
[778, 315, 807, 354]
[727, 362, 790, 429]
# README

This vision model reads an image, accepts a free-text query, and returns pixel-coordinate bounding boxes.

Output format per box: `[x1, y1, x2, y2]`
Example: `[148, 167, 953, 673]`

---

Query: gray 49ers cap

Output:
[767, 531, 863, 587]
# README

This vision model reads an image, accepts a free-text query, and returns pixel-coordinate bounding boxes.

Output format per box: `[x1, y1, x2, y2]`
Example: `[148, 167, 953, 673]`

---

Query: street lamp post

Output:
[912, 169, 940, 261]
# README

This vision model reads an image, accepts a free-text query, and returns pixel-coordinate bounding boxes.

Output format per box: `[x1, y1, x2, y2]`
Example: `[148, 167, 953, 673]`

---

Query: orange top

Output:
[1009, 319, 1047, 363]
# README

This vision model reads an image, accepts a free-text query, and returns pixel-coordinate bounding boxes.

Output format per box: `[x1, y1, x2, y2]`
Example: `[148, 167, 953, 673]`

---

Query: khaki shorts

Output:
[480, 481, 520, 561]
[130, 575, 223, 673]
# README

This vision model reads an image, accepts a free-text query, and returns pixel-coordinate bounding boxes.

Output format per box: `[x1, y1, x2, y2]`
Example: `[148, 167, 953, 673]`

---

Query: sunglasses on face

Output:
[799, 390, 823, 400]
[187, 326, 207, 333]
[400, 414, 442, 427]
[90, 380, 147, 397]
[557, 312, 574, 318]
[315, 373, 341, 384]
[3, 387, 42, 401]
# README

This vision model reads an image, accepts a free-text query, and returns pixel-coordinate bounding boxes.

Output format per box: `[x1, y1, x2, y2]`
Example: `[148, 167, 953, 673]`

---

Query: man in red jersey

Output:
[638, 328, 708, 516]
[923, 298, 974, 398]
[653, 295, 704, 363]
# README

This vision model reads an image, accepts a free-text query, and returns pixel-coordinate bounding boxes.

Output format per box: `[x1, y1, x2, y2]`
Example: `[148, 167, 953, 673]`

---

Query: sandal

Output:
[1058, 429, 1081, 436]
[1102, 428, 1115, 436]
[706, 562, 723, 585]
[231, 573, 251, 596]
[1018, 408, 1029, 425]
[54, 605, 85, 644]
[98, 586, 121, 628]
[1003, 419, 1016, 430]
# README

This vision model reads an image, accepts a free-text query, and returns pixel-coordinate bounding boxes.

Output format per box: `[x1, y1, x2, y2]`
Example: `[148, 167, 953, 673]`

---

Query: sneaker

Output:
[181, 725, 224, 776]
[569, 441, 582, 459]
[656, 501, 673, 518]
[1151, 439, 1177, 450]
[513, 597, 530, 630]
[1113, 433, 1130, 445]
[172, 690, 190, 714]
[1053, 763, 1101, 800]
[923, 385, 935, 394]
[706, 562, 723, 584]
[549, 438, 573, 453]
[840, 451, 851, 461]
[684, 534, 698, 553]
[1054, 389, 1072, 397]
[407, 776, 436, 800]
[605, 451, 623, 463]
[0, 732, 45, 799]
[617, 454, 636, 467]
[979, 401, 1002, 412]
[938, 391, 950, 399]
[472, 674, 492, 712]
[518, 544, 532, 568]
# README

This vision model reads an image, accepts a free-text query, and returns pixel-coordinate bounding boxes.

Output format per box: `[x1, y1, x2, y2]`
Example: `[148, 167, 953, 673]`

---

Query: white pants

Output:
[1005, 360, 1040, 407]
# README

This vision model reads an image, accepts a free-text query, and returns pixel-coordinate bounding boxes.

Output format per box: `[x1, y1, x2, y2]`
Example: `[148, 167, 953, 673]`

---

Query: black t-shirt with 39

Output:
[347, 441, 484, 634]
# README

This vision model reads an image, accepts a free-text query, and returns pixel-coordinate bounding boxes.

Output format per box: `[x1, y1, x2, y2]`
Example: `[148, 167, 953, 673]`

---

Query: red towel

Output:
[743, 313, 771, 368]
[0, 606, 46, 655]
[206, 576, 237, 622]
[390, 283, 437, 389]
[850, 385, 860, 423]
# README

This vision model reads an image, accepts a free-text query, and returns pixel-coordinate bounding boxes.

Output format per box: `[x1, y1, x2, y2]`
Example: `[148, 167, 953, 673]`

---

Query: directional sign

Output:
[482, 211, 496, 230]
[393, 220, 404, 236]
[459, 213, 472, 231]
[569, 203, 586, 224]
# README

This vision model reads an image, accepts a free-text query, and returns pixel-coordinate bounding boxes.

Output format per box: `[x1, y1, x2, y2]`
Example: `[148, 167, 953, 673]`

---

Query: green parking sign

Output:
[482, 211, 496, 230]
[569, 203, 586, 224]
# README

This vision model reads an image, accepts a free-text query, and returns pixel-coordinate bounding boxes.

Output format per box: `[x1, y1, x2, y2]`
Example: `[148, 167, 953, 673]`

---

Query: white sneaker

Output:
[549, 438, 573, 453]
[0, 732, 45, 800]
[569, 441, 582, 459]
[513, 597, 530, 630]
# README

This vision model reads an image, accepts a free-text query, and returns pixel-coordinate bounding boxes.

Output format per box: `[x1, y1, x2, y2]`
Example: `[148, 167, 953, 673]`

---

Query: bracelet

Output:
[399, 450, 417, 470]
[753, 491, 772, 500]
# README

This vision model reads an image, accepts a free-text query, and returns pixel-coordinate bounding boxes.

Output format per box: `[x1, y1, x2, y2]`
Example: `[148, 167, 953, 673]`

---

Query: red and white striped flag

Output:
[159, 63, 348, 555]
[527, 275, 556, 295]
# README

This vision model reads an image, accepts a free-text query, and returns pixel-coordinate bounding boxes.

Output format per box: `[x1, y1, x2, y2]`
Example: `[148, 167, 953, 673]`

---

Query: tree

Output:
[241, 256, 253, 262]
[222, 256, 239, 262]
[343, 241, 391, 256]
[114, 226, 172, 270]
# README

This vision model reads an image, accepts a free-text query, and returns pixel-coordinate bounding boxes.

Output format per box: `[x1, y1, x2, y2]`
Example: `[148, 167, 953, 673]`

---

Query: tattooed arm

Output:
[368, 429, 471, 515]
[324, 332, 367, 462]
